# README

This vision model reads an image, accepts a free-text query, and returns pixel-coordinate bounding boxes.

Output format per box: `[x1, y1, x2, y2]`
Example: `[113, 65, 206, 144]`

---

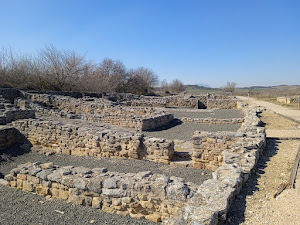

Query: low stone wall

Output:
[192, 132, 243, 170]
[191, 106, 264, 170]
[11, 119, 174, 164]
[81, 110, 174, 131]
[180, 117, 244, 124]
[125, 96, 201, 109]
[124, 94, 239, 109]
[23, 92, 174, 131]
[1, 106, 266, 224]
[3, 162, 197, 222]
[0, 97, 35, 125]
[207, 99, 238, 109]
[277, 96, 300, 104]
[165, 106, 267, 224]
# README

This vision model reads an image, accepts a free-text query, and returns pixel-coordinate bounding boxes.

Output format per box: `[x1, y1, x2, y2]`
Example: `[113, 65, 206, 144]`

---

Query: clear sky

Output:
[0, 0, 299, 87]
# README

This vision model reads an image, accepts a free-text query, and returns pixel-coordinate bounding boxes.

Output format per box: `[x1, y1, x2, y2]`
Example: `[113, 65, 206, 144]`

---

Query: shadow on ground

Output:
[222, 138, 280, 225]
[146, 118, 183, 132]
[0, 143, 31, 178]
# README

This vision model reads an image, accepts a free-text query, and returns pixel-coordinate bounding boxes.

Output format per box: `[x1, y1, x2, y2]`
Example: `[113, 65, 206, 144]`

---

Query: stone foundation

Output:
[23, 92, 173, 131]
[206, 99, 238, 109]
[191, 106, 265, 171]
[0, 96, 35, 125]
[4, 162, 197, 223]
[192, 132, 242, 170]
[1, 106, 266, 224]
[165, 106, 266, 224]
[11, 119, 174, 164]
[180, 117, 244, 124]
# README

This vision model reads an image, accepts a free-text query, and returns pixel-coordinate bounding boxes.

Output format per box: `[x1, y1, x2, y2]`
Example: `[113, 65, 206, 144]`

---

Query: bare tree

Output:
[0, 45, 162, 95]
[39, 45, 89, 91]
[169, 79, 185, 93]
[0, 47, 39, 89]
[160, 79, 169, 94]
[223, 82, 237, 95]
[125, 67, 158, 95]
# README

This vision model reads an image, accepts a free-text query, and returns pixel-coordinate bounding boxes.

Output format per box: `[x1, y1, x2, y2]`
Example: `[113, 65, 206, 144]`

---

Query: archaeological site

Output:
[0, 88, 267, 224]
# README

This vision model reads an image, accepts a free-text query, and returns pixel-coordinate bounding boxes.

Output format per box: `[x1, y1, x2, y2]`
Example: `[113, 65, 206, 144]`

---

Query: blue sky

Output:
[0, 0, 299, 87]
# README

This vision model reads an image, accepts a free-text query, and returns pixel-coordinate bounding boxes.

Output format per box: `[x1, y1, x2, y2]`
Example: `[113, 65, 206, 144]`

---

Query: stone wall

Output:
[125, 96, 201, 109]
[206, 99, 238, 109]
[191, 106, 264, 170]
[277, 96, 300, 104]
[11, 119, 174, 164]
[1, 106, 266, 224]
[23, 92, 174, 131]
[123, 94, 239, 109]
[192, 132, 243, 170]
[180, 117, 244, 124]
[3, 162, 197, 222]
[0, 96, 35, 125]
[165, 106, 266, 224]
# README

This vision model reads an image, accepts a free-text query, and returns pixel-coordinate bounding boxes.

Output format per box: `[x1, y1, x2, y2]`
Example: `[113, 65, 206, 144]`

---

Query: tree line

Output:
[0, 45, 185, 95]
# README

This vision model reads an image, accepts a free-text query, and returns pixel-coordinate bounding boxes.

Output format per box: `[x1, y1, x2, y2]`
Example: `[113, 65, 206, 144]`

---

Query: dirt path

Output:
[237, 96, 300, 123]
[225, 104, 300, 224]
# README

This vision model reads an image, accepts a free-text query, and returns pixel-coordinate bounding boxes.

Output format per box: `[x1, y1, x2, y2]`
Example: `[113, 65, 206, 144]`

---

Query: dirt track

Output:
[225, 99, 300, 225]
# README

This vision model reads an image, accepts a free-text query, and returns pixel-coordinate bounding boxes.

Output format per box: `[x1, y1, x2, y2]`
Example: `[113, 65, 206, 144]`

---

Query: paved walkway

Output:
[237, 96, 300, 123]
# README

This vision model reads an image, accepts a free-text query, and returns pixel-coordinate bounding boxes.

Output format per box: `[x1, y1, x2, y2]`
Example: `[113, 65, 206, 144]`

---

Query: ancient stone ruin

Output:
[0, 88, 266, 224]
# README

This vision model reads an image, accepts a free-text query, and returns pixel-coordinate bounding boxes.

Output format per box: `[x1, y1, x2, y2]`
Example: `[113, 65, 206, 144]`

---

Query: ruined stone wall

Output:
[11, 119, 174, 164]
[191, 106, 264, 171]
[192, 132, 243, 170]
[4, 162, 197, 222]
[2, 106, 266, 225]
[124, 95, 239, 109]
[166, 106, 266, 224]
[277, 96, 300, 104]
[23, 92, 174, 131]
[180, 117, 244, 124]
[124, 95, 200, 109]
[0, 96, 35, 125]
[81, 110, 174, 131]
[206, 99, 238, 109]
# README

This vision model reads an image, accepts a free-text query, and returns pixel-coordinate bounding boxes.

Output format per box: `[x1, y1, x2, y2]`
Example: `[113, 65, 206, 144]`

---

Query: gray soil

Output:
[168, 109, 244, 119]
[0, 185, 154, 225]
[0, 148, 212, 225]
[143, 122, 241, 141]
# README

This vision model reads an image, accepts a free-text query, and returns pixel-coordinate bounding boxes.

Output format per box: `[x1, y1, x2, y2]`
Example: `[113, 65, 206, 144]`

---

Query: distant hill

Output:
[195, 83, 211, 88]
[185, 84, 213, 90]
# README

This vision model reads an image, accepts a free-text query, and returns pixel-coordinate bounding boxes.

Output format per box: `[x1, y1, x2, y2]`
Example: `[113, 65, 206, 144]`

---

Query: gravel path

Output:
[144, 122, 240, 141]
[168, 109, 244, 119]
[0, 185, 154, 225]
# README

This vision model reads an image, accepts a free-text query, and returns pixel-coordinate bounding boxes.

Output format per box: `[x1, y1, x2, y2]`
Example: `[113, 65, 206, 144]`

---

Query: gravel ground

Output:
[143, 122, 241, 141]
[167, 109, 244, 119]
[0, 149, 212, 225]
[0, 185, 155, 225]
